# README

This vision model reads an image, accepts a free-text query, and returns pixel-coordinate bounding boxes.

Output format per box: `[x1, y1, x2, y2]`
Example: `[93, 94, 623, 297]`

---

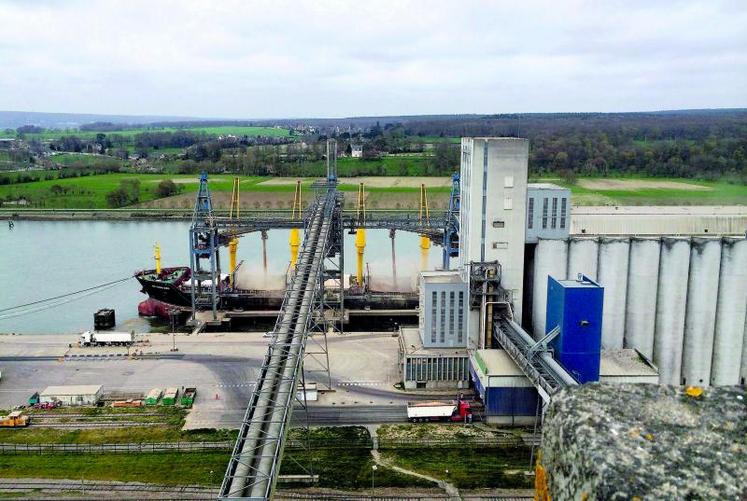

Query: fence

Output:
[0, 436, 531, 455]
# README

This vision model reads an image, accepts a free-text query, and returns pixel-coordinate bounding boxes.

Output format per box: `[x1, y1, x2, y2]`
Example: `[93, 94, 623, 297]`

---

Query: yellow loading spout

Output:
[419, 183, 431, 270]
[355, 228, 366, 286]
[289, 229, 300, 269]
[355, 183, 366, 286]
[228, 177, 241, 285]
[154, 242, 161, 275]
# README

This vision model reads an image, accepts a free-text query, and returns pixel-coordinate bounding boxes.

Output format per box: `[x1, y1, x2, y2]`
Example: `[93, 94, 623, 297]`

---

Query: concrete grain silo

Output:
[532, 239, 568, 339]
[741, 313, 747, 385]
[711, 237, 747, 385]
[597, 237, 630, 349]
[567, 237, 599, 281]
[681, 238, 722, 386]
[624, 237, 661, 359]
[653, 237, 691, 385]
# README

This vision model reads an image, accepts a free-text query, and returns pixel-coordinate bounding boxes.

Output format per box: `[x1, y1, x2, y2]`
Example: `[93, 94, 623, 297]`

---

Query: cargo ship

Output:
[135, 261, 419, 324]
[135, 267, 192, 307]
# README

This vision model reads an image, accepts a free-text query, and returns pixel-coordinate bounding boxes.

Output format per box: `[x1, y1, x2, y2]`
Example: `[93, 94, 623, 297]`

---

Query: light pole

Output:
[371, 464, 377, 490]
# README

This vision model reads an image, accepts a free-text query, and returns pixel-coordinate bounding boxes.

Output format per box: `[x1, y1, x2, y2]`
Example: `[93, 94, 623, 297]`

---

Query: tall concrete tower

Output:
[458, 137, 529, 347]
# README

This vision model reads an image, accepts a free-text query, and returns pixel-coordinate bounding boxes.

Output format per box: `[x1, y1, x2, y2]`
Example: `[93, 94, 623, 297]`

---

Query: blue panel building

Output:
[545, 275, 604, 383]
[469, 349, 540, 425]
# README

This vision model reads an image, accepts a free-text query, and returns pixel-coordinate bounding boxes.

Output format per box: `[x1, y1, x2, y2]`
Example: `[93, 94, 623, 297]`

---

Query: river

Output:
[0, 221, 444, 334]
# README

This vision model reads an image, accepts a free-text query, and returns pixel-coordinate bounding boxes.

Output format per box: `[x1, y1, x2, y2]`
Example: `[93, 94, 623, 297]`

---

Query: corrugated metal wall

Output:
[533, 236, 747, 386]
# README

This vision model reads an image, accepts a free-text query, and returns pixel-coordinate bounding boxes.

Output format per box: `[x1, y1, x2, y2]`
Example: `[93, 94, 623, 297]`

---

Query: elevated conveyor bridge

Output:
[219, 183, 341, 500]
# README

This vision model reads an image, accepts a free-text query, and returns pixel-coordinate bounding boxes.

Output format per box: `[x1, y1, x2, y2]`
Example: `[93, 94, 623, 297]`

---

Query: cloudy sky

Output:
[0, 0, 745, 118]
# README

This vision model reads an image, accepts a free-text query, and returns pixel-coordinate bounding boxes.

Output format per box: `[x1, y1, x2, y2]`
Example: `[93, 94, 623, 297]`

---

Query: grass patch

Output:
[381, 447, 533, 489]
[0, 452, 227, 486]
[281, 447, 431, 489]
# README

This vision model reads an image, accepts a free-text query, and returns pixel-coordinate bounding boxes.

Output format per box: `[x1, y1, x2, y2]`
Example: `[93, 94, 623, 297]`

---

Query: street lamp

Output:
[371, 464, 377, 490]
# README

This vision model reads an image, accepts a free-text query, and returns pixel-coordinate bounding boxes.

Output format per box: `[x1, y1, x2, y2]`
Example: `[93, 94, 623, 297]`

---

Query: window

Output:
[504, 176, 514, 188]
[430, 292, 437, 343]
[449, 292, 455, 343]
[560, 198, 567, 229]
[527, 197, 534, 229]
[457, 292, 464, 344]
[504, 197, 513, 210]
[551, 197, 558, 229]
[542, 198, 549, 229]
[492, 220, 505, 228]
[440, 291, 446, 343]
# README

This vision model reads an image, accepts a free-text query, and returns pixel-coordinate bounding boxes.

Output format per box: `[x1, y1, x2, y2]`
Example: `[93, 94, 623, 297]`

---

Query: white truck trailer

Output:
[406, 399, 473, 423]
[79, 330, 134, 347]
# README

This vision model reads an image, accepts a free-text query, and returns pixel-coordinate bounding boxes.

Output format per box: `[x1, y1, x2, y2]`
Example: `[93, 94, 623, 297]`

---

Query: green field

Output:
[1, 171, 745, 210]
[542, 177, 747, 205]
[14, 125, 292, 141]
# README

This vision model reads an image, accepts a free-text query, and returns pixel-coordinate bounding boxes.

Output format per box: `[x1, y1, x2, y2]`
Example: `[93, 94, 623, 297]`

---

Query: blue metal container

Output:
[485, 387, 539, 416]
[545, 275, 604, 383]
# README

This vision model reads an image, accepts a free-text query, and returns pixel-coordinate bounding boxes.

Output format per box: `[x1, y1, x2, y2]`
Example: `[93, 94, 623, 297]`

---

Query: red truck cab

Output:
[451, 399, 473, 422]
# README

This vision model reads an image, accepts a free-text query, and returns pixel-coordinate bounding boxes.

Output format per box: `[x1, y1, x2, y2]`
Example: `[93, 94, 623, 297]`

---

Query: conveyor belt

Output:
[219, 187, 337, 500]
[493, 318, 578, 402]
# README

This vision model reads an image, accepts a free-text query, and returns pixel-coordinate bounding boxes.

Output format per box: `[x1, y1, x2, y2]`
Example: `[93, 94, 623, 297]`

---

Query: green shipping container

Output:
[180, 387, 196, 407]
[162, 387, 179, 406]
[145, 388, 162, 406]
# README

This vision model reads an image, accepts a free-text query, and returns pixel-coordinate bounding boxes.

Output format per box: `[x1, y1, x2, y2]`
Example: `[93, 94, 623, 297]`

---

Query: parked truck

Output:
[407, 398, 473, 423]
[0, 411, 29, 428]
[79, 330, 134, 347]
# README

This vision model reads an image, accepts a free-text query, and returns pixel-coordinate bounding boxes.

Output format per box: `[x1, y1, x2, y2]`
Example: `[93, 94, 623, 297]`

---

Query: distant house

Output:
[351, 145, 363, 158]
[0, 138, 17, 149]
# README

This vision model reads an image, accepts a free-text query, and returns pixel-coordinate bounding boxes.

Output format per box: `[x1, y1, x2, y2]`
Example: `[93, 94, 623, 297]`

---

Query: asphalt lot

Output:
[0, 331, 453, 428]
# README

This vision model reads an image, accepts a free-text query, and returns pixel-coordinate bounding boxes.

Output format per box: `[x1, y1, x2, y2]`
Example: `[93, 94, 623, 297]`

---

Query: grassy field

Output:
[381, 447, 532, 489]
[0, 452, 227, 486]
[15, 125, 292, 141]
[1, 172, 744, 209]
[544, 177, 747, 205]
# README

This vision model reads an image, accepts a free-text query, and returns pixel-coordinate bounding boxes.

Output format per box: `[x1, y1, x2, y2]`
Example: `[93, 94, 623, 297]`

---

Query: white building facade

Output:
[458, 138, 529, 347]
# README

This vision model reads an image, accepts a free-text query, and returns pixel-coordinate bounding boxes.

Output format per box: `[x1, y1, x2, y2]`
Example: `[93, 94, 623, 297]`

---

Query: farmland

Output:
[11, 125, 292, 141]
[1, 170, 745, 211]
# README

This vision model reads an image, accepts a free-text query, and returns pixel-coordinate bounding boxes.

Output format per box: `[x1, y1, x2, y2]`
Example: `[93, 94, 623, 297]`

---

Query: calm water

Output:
[0, 221, 443, 334]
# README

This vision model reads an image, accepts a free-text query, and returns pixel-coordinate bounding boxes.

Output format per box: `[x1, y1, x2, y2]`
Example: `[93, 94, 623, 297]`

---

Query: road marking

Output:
[338, 381, 388, 387]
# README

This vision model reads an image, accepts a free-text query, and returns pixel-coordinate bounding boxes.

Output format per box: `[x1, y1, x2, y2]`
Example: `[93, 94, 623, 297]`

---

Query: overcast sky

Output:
[1, 0, 745, 118]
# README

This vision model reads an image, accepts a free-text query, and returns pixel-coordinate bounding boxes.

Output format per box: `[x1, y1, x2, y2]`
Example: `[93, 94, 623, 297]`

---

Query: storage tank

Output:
[712, 238, 747, 385]
[653, 237, 691, 385]
[532, 239, 568, 339]
[597, 237, 630, 349]
[682, 238, 722, 386]
[567, 237, 599, 281]
[741, 313, 747, 386]
[624, 237, 661, 359]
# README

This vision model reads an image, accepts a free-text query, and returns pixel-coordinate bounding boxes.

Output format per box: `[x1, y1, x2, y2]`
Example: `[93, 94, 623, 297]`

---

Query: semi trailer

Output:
[407, 398, 473, 423]
[79, 330, 134, 347]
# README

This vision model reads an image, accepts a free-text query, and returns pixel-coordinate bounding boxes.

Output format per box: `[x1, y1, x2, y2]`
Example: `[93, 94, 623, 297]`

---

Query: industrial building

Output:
[470, 348, 658, 425]
[525, 183, 571, 243]
[418, 270, 468, 348]
[400, 135, 745, 428]
[39, 385, 103, 406]
[398, 327, 470, 389]
[458, 137, 529, 336]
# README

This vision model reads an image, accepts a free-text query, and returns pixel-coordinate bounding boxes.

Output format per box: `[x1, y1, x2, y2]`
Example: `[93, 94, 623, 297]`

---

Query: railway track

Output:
[29, 421, 161, 429]
[0, 479, 217, 499]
